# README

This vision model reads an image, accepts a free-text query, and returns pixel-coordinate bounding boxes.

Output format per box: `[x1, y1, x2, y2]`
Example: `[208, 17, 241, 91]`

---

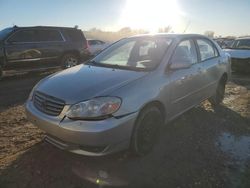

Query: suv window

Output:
[8, 29, 36, 43]
[0, 28, 13, 40]
[197, 39, 218, 61]
[172, 39, 198, 65]
[64, 29, 83, 42]
[37, 29, 63, 42]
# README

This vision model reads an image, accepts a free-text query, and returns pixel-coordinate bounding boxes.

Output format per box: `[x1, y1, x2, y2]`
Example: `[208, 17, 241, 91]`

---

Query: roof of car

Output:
[12, 25, 80, 30]
[129, 33, 209, 40]
[235, 37, 250, 40]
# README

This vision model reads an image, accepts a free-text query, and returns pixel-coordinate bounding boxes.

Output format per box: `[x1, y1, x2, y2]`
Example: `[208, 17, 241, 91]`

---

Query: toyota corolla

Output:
[26, 34, 231, 156]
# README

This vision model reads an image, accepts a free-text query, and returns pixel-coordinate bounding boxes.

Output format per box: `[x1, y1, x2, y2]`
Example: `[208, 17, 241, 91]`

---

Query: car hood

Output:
[224, 49, 250, 59]
[37, 64, 148, 104]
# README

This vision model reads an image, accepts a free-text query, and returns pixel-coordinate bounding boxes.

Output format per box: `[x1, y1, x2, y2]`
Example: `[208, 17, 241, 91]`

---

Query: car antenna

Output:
[183, 21, 191, 33]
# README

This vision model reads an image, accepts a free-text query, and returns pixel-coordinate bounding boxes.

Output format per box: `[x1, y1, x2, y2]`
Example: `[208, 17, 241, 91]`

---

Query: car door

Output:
[4, 29, 41, 69]
[195, 38, 221, 99]
[34, 29, 65, 67]
[168, 39, 202, 118]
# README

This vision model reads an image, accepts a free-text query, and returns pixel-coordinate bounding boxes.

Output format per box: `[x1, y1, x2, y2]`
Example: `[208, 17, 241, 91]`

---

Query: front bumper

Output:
[231, 58, 250, 73]
[25, 100, 138, 156]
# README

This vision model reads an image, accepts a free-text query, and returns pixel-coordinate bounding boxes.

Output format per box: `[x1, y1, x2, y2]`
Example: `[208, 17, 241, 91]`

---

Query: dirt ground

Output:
[0, 70, 249, 188]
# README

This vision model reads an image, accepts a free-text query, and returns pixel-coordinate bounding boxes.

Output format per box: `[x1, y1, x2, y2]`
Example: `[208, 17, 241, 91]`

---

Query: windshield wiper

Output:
[86, 60, 150, 72]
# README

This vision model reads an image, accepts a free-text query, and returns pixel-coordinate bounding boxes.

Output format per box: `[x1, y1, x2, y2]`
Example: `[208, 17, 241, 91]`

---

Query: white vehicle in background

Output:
[87, 39, 110, 55]
[224, 37, 250, 73]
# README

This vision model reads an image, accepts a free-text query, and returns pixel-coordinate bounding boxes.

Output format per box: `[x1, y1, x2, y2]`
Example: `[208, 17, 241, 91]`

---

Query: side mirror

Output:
[170, 57, 192, 70]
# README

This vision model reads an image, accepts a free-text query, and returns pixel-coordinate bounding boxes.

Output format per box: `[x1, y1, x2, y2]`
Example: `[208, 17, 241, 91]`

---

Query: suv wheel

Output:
[61, 54, 79, 69]
[209, 79, 226, 106]
[131, 107, 163, 156]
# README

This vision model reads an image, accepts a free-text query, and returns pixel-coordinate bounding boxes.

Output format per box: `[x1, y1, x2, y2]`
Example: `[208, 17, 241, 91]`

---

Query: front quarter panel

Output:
[111, 71, 170, 118]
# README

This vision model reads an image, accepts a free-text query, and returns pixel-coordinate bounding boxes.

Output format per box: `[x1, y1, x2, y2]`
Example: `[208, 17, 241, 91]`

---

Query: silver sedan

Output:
[26, 34, 231, 156]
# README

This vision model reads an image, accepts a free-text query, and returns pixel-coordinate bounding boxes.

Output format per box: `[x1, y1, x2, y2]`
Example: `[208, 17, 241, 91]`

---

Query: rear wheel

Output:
[131, 107, 163, 156]
[209, 79, 226, 106]
[61, 54, 79, 69]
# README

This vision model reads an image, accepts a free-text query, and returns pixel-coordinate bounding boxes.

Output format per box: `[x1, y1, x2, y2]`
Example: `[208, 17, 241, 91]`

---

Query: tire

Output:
[131, 106, 163, 156]
[209, 79, 226, 106]
[61, 54, 79, 69]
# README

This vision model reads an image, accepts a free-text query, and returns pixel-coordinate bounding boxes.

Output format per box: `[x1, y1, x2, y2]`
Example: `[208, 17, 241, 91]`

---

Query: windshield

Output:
[231, 39, 250, 49]
[0, 28, 13, 40]
[90, 37, 172, 71]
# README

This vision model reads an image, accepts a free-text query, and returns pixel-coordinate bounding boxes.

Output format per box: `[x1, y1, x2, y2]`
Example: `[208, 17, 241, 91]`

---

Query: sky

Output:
[0, 0, 250, 36]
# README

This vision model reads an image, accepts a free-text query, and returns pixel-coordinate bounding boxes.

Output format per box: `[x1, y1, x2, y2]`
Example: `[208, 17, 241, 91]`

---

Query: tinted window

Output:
[172, 39, 198, 64]
[8, 30, 36, 43]
[65, 29, 83, 42]
[37, 29, 63, 42]
[197, 39, 218, 61]
[0, 28, 13, 40]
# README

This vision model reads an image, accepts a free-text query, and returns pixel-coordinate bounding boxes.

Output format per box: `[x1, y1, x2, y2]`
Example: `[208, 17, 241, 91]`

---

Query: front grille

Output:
[33, 91, 65, 116]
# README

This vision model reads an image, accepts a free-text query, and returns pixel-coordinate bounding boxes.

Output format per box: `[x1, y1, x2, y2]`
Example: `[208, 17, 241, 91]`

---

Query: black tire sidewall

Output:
[210, 80, 226, 106]
[131, 107, 163, 156]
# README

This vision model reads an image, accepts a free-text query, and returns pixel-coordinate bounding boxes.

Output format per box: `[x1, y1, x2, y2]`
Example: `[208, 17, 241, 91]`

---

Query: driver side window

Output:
[172, 39, 198, 65]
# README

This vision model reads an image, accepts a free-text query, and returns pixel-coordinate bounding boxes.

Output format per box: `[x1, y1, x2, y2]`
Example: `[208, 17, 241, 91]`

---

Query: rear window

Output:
[64, 29, 84, 42]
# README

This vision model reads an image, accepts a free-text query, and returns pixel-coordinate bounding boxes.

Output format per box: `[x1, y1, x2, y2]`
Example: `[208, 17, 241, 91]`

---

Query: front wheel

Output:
[209, 79, 226, 106]
[61, 54, 79, 69]
[131, 107, 163, 156]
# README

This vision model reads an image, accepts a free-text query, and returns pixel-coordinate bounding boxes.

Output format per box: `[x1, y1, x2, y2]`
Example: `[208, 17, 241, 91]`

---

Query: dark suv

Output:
[0, 26, 89, 78]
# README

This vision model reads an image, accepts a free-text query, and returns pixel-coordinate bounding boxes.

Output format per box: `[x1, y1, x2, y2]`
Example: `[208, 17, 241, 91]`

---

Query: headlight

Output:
[66, 97, 121, 120]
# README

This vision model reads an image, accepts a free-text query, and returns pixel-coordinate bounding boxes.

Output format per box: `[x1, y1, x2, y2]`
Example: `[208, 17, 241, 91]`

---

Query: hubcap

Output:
[65, 57, 78, 68]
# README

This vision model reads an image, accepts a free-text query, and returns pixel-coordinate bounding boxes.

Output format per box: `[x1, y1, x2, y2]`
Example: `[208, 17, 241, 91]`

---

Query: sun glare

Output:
[119, 0, 181, 33]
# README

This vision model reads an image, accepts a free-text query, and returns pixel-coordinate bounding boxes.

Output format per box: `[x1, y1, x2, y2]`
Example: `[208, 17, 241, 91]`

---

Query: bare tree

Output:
[204, 31, 215, 38]
[158, 26, 172, 33]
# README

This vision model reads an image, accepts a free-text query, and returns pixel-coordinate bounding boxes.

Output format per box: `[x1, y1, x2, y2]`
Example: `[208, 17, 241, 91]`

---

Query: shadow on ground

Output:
[1, 105, 249, 188]
[0, 69, 60, 112]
